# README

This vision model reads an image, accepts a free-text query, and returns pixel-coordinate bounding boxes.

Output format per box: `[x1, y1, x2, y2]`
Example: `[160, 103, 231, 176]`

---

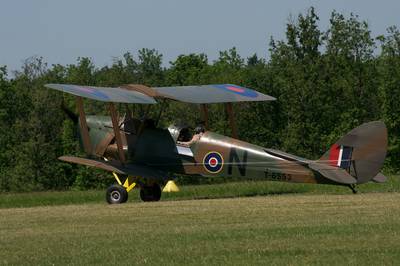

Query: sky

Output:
[1, 0, 400, 72]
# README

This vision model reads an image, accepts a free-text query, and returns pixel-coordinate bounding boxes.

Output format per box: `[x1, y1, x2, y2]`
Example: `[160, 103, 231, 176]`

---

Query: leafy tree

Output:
[1, 8, 400, 191]
[166, 53, 209, 85]
[324, 11, 379, 130]
[378, 26, 400, 172]
[137, 48, 164, 86]
[268, 7, 325, 157]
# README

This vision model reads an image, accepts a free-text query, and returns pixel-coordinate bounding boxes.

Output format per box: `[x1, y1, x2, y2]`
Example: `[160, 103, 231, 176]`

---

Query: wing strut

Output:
[200, 104, 209, 129]
[109, 103, 126, 163]
[76, 97, 92, 154]
[225, 103, 238, 139]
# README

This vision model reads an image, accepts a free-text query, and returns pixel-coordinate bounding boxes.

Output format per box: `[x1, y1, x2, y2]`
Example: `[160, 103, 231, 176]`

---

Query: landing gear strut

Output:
[348, 184, 358, 194]
[106, 173, 137, 204]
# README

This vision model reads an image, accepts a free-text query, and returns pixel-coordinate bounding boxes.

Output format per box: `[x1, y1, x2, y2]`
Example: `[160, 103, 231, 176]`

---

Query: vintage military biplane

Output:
[45, 83, 388, 204]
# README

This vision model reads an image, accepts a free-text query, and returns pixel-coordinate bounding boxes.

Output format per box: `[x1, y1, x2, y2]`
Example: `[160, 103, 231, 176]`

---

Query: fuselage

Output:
[82, 115, 324, 184]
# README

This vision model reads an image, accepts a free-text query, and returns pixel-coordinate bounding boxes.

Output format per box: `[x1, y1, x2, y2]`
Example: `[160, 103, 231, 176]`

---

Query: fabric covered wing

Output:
[45, 84, 156, 104]
[59, 156, 126, 174]
[59, 156, 166, 180]
[153, 84, 276, 103]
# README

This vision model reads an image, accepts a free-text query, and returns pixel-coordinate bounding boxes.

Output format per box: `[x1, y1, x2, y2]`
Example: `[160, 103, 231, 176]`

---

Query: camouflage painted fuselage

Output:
[83, 115, 327, 185]
[81, 116, 387, 187]
[185, 132, 323, 184]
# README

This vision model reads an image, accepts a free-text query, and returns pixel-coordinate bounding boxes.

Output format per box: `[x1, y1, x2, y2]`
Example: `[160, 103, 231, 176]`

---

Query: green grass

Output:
[0, 176, 399, 208]
[0, 177, 399, 265]
[1, 193, 400, 265]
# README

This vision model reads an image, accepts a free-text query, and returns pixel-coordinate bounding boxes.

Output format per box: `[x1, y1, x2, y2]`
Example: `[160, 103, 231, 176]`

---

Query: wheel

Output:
[140, 183, 161, 202]
[151, 184, 161, 201]
[106, 184, 128, 204]
[121, 193, 129, 203]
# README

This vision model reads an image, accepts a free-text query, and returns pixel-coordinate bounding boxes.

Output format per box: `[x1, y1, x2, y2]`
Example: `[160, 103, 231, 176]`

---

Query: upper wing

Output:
[152, 84, 276, 103]
[45, 84, 156, 104]
[46, 83, 275, 104]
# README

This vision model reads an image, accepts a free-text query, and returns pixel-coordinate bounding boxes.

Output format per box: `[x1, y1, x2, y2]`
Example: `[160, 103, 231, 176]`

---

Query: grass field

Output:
[1, 193, 400, 265]
[1, 176, 399, 208]
[1, 177, 400, 265]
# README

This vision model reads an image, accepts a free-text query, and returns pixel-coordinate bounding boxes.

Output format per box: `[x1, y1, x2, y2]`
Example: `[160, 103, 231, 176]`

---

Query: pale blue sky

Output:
[1, 0, 399, 71]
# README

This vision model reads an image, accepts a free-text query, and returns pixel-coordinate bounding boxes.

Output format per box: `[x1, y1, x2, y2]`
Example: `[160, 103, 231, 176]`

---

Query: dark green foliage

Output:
[378, 26, 400, 173]
[166, 53, 210, 85]
[0, 8, 399, 191]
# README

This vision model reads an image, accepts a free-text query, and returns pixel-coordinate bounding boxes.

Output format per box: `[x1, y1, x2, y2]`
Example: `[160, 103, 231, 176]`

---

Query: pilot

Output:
[177, 125, 205, 146]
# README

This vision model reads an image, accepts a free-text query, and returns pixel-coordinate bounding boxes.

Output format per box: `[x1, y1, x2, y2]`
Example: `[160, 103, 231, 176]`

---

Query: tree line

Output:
[0, 8, 399, 191]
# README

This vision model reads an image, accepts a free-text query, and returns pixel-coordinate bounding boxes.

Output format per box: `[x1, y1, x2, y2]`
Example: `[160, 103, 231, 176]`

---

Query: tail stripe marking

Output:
[329, 143, 340, 167]
[337, 146, 344, 167]
[340, 146, 352, 169]
[329, 144, 352, 169]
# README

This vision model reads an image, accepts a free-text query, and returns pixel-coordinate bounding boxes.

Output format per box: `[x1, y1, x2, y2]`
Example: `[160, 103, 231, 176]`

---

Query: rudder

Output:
[319, 121, 388, 184]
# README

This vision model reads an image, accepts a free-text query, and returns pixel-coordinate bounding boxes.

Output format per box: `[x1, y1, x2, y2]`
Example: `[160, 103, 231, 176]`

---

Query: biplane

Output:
[45, 83, 388, 204]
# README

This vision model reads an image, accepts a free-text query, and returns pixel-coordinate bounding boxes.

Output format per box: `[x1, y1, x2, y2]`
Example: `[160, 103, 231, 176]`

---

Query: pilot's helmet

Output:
[194, 125, 205, 134]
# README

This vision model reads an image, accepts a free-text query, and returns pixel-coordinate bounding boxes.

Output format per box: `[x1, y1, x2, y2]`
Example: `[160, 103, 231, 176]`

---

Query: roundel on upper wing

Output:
[214, 84, 258, 98]
[203, 151, 224, 174]
[78, 86, 110, 100]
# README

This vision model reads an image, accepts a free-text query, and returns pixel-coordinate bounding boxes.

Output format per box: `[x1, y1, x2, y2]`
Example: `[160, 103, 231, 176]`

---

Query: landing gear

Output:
[106, 173, 136, 204]
[348, 184, 358, 194]
[140, 183, 162, 202]
[107, 173, 162, 203]
[106, 184, 128, 204]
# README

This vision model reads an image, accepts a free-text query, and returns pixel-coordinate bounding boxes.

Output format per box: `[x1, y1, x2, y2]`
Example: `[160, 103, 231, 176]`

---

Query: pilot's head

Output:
[194, 125, 205, 134]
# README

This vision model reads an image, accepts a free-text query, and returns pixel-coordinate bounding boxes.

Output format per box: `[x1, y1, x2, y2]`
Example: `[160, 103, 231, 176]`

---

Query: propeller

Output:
[61, 100, 78, 124]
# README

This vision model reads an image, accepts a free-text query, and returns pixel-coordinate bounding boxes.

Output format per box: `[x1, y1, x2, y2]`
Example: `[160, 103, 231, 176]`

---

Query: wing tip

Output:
[44, 83, 157, 104]
[44, 83, 57, 89]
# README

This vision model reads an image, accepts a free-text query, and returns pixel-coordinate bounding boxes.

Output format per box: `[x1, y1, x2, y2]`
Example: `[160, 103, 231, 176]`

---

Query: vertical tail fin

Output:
[318, 121, 387, 184]
[326, 144, 353, 169]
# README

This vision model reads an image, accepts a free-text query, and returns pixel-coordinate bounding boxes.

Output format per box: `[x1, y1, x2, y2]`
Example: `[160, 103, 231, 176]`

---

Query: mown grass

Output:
[0, 176, 399, 208]
[1, 193, 399, 265]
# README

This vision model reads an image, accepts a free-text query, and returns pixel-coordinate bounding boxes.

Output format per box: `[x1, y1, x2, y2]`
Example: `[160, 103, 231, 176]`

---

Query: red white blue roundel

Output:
[214, 84, 258, 98]
[77, 86, 110, 101]
[203, 152, 224, 174]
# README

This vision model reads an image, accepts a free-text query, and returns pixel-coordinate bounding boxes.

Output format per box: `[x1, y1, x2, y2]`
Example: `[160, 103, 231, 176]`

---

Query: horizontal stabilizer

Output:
[265, 149, 356, 184]
[372, 173, 388, 183]
[308, 162, 357, 184]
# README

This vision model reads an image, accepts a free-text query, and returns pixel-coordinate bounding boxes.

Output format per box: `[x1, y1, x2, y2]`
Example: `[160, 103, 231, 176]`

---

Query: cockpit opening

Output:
[168, 123, 205, 147]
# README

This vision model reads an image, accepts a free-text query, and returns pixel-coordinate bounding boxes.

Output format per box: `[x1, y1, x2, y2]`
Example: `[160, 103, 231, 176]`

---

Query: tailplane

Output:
[318, 121, 387, 184]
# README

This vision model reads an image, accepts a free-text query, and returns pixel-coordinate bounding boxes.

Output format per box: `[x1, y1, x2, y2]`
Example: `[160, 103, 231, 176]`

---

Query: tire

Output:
[106, 184, 128, 204]
[151, 184, 161, 201]
[121, 193, 129, 203]
[140, 183, 161, 202]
